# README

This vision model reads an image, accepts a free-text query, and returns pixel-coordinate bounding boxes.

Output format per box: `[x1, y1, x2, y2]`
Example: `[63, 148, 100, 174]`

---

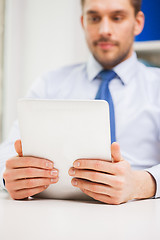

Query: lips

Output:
[97, 42, 115, 50]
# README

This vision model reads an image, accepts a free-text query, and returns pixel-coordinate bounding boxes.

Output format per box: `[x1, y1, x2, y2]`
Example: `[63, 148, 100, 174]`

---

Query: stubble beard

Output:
[92, 45, 133, 69]
[90, 36, 134, 69]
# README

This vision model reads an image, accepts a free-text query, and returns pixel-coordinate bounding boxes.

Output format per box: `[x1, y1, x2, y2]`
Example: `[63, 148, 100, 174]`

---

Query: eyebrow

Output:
[86, 10, 128, 15]
[112, 10, 128, 15]
[86, 10, 99, 15]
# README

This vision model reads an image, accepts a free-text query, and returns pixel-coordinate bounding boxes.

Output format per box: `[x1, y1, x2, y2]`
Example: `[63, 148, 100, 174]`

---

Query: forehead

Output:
[83, 0, 133, 13]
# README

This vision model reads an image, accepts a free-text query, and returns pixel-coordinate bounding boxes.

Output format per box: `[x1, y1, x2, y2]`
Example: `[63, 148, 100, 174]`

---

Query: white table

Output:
[0, 190, 160, 240]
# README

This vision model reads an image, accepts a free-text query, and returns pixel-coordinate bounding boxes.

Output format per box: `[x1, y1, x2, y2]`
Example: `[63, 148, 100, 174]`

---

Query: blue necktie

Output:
[95, 70, 117, 143]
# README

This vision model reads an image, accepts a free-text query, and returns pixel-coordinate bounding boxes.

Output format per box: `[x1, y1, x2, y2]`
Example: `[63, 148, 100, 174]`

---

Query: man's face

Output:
[81, 0, 144, 69]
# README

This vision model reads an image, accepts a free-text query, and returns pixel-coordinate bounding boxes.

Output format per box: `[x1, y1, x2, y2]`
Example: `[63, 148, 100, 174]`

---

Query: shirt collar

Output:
[86, 52, 138, 85]
[86, 54, 103, 82]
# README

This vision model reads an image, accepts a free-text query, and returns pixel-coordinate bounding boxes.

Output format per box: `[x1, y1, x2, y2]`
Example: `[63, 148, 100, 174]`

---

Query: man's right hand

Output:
[3, 140, 59, 200]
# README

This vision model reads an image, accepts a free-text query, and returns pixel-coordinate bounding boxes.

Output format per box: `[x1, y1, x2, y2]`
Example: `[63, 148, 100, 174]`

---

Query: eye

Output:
[113, 16, 123, 21]
[88, 16, 101, 23]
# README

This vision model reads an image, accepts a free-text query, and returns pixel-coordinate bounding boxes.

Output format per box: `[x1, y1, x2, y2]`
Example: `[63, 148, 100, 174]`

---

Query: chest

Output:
[112, 83, 160, 167]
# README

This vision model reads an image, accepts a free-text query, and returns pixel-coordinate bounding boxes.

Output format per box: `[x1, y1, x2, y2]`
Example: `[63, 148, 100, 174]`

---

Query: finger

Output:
[111, 142, 123, 162]
[82, 188, 123, 205]
[80, 188, 114, 204]
[71, 178, 116, 197]
[11, 185, 49, 200]
[69, 167, 118, 187]
[7, 177, 59, 191]
[4, 168, 59, 182]
[14, 140, 23, 157]
[73, 159, 117, 175]
[6, 157, 54, 170]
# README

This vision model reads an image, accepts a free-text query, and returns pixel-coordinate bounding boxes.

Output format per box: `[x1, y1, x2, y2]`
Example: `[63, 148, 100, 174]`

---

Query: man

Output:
[1, 0, 160, 204]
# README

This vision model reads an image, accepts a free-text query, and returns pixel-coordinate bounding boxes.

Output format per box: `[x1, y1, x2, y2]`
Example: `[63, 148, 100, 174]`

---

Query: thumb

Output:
[111, 142, 123, 162]
[14, 139, 23, 157]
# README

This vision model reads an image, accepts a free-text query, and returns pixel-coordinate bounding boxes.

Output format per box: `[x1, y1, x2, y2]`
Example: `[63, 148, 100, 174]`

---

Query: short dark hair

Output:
[81, 0, 142, 15]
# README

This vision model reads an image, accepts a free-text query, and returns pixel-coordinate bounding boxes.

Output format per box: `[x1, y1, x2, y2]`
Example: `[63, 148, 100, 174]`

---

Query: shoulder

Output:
[29, 62, 86, 89]
[138, 61, 160, 82]
[137, 61, 160, 104]
[137, 61, 160, 90]
[42, 63, 86, 82]
[27, 62, 87, 99]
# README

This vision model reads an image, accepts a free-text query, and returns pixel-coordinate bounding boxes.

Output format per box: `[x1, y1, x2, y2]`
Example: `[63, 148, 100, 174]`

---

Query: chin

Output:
[94, 49, 131, 69]
[95, 55, 119, 69]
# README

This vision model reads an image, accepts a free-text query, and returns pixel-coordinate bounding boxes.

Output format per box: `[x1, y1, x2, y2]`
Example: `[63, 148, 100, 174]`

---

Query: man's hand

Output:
[3, 140, 59, 200]
[69, 142, 156, 204]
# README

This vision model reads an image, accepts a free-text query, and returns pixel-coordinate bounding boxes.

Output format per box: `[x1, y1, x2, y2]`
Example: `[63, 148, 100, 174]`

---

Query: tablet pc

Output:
[18, 99, 111, 200]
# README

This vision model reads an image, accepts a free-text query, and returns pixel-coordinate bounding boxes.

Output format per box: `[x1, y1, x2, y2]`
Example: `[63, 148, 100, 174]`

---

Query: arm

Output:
[1, 73, 58, 198]
[69, 142, 156, 204]
[0, 74, 47, 191]
[3, 140, 59, 200]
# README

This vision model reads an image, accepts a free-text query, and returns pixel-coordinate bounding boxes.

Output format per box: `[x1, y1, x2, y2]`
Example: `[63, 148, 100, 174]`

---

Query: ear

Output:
[81, 15, 84, 29]
[134, 11, 145, 36]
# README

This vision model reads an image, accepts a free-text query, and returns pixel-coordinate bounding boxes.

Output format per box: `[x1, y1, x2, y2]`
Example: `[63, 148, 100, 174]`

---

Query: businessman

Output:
[1, 0, 160, 204]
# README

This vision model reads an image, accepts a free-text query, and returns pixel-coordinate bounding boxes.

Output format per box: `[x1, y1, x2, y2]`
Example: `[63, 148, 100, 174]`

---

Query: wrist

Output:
[132, 170, 156, 200]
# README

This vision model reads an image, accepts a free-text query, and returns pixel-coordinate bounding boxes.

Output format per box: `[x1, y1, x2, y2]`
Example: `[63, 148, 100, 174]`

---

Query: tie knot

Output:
[98, 70, 117, 83]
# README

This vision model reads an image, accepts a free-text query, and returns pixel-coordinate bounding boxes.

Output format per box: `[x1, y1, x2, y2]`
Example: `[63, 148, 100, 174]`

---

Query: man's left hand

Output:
[68, 142, 155, 204]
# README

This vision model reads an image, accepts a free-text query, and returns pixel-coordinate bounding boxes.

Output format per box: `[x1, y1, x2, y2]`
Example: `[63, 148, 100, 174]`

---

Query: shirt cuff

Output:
[145, 165, 160, 198]
[0, 167, 6, 190]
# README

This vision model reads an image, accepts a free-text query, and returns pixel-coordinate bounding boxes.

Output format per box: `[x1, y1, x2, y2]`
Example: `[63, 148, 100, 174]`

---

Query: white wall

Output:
[3, 0, 89, 140]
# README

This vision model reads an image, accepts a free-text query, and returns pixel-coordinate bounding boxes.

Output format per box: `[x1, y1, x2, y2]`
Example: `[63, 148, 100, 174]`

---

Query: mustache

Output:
[93, 37, 118, 46]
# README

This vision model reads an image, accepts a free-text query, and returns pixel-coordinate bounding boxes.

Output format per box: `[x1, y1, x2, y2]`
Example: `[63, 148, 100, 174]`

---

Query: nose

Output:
[99, 17, 112, 36]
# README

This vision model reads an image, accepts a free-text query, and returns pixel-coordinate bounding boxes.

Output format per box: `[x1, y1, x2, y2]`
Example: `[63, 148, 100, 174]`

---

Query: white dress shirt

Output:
[1, 52, 160, 198]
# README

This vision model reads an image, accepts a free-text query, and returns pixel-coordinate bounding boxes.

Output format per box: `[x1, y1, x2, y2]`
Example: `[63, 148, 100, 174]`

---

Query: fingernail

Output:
[51, 170, 58, 176]
[72, 179, 78, 186]
[46, 162, 53, 169]
[74, 161, 80, 168]
[69, 168, 75, 176]
[51, 179, 57, 183]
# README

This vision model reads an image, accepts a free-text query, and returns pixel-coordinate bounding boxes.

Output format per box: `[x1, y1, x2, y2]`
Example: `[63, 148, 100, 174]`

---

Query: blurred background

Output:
[0, 0, 160, 142]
